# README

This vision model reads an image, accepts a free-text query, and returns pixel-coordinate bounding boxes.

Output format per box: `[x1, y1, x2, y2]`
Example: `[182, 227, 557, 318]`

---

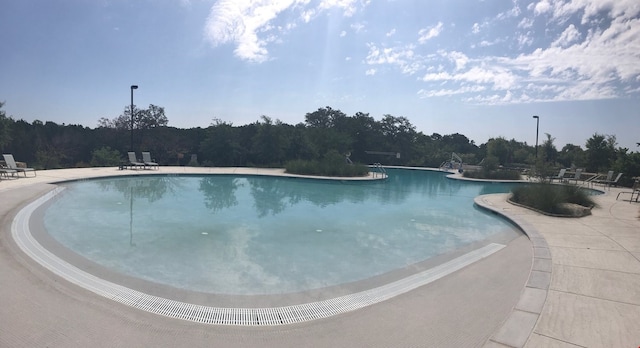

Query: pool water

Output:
[44, 169, 520, 295]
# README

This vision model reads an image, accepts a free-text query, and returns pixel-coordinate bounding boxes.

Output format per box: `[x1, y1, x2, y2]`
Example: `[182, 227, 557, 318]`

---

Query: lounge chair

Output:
[547, 168, 566, 182]
[616, 179, 639, 203]
[142, 152, 159, 170]
[601, 173, 623, 188]
[592, 170, 613, 187]
[127, 152, 146, 170]
[567, 168, 582, 184]
[0, 168, 17, 179]
[2, 154, 36, 177]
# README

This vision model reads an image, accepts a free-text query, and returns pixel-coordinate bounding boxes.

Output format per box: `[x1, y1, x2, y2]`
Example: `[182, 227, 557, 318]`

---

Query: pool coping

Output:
[473, 194, 550, 348]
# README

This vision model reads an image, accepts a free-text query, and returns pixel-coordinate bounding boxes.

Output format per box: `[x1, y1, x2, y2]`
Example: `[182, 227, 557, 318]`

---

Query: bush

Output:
[90, 146, 122, 167]
[463, 169, 522, 180]
[463, 155, 522, 180]
[285, 151, 369, 177]
[510, 183, 595, 215]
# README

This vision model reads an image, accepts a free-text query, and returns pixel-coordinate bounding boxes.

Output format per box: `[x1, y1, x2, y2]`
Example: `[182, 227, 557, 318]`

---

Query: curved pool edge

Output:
[474, 193, 551, 348]
[14, 186, 508, 325]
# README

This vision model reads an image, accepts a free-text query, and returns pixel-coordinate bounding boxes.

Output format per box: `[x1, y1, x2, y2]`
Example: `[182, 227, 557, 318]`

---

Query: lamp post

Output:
[130, 85, 138, 151]
[532, 115, 539, 160]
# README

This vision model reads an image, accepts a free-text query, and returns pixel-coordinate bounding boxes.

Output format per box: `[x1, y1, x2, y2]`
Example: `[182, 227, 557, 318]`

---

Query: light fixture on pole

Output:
[130, 85, 138, 151]
[532, 115, 539, 160]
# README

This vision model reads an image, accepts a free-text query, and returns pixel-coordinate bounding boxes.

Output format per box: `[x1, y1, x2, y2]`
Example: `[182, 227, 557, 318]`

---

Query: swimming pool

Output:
[40, 169, 521, 296]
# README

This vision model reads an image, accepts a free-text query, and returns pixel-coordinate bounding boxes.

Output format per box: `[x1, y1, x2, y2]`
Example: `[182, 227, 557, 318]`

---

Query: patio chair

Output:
[567, 168, 582, 184]
[547, 168, 566, 182]
[127, 152, 146, 170]
[2, 154, 36, 177]
[1, 168, 17, 179]
[142, 152, 159, 170]
[604, 173, 623, 187]
[594, 171, 613, 186]
[616, 179, 639, 203]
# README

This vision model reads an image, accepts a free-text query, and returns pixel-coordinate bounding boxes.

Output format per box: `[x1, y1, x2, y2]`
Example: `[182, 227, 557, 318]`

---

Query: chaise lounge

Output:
[142, 152, 159, 170]
[127, 152, 146, 170]
[2, 154, 36, 177]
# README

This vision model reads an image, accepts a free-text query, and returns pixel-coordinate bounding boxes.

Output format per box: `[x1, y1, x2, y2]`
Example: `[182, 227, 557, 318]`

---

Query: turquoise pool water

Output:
[43, 169, 521, 295]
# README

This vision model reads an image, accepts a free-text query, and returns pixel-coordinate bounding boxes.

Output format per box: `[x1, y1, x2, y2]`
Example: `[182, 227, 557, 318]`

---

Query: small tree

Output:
[0, 102, 12, 152]
[90, 146, 122, 166]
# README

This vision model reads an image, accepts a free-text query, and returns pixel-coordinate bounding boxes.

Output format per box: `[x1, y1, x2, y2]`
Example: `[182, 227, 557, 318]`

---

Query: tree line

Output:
[1, 103, 638, 186]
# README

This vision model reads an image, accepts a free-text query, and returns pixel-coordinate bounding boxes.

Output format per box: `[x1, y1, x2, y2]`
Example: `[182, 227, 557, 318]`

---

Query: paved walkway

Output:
[0, 167, 638, 347]
[475, 185, 640, 347]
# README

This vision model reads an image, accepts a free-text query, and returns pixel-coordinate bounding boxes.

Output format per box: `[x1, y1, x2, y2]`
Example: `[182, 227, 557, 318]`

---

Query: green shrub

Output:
[285, 151, 369, 177]
[463, 169, 521, 180]
[90, 146, 122, 167]
[510, 183, 595, 215]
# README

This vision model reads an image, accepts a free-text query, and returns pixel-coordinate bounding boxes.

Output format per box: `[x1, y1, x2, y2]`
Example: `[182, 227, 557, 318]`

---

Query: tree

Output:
[98, 104, 168, 131]
[0, 102, 12, 151]
[199, 119, 244, 166]
[90, 146, 122, 166]
[585, 133, 616, 172]
[558, 144, 585, 168]
[250, 116, 287, 166]
[486, 137, 511, 165]
[541, 133, 558, 164]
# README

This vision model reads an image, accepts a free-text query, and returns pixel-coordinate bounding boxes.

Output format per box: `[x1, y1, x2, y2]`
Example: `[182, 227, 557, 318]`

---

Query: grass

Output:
[510, 183, 595, 216]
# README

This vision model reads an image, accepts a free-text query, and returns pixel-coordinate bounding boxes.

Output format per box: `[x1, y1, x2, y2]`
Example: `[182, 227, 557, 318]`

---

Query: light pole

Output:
[130, 85, 138, 151]
[532, 115, 539, 160]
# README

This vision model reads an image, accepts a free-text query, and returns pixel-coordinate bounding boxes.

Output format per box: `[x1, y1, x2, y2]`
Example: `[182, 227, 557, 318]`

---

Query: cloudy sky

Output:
[1, 0, 639, 149]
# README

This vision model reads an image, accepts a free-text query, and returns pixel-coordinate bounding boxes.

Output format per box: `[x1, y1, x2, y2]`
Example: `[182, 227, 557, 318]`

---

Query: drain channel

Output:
[12, 187, 505, 326]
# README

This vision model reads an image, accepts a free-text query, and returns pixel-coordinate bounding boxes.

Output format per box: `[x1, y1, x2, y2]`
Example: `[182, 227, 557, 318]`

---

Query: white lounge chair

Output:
[547, 168, 566, 182]
[603, 173, 623, 188]
[142, 152, 159, 170]
[127, 152, 146, 170]
[1, 168, 17, 179]
[2, 154, 36, 177]
[567, 168, 582, 184]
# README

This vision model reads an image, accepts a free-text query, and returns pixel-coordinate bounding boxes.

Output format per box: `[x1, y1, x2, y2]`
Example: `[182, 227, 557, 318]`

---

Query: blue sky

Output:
[1, 0, 639, 150]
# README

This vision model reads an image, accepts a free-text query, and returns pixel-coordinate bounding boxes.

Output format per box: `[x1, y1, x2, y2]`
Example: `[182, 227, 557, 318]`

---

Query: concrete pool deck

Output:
[1, 167, 638, 347]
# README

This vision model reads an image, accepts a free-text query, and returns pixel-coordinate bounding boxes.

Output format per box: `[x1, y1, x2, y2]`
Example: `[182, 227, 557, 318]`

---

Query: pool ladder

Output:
[372, 163, 387, 179]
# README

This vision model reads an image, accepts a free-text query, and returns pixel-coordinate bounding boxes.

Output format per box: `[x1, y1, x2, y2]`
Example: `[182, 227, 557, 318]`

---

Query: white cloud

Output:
[533, 0, 552, 15]
[551, 24, 581, 47]
[365, 68, 376, 76]
[517, 32, 534, 47]
[317, 0, 370, 17]
[340, 30, 347, 37]
[496, 0, 521, 20]
[421, 66, 517, 91]
[351, 22, 366, 33]
[418, 22, 443, 43]
[365, 43, 424, 75]
[478, 39, 501, 47]
[399, 1, 639, 104]
[417, 85, 486, 98]
[204, 0, 370, 63]
[386, 29, 396, 37]
[518, 17, 534, 29]
[442, 51, 469, 71]
[472, 23, 480, 34]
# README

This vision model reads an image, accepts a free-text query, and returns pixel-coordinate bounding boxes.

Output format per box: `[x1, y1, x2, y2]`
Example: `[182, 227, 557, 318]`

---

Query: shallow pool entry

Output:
[43, 169, 520, 295]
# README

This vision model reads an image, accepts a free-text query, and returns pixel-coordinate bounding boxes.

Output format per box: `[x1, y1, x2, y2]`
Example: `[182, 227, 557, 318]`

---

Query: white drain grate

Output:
[12, 187, 505, 326]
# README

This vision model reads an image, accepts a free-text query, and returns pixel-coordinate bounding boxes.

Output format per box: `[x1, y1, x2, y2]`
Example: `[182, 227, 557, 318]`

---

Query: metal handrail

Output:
[372, 163, 387, 179]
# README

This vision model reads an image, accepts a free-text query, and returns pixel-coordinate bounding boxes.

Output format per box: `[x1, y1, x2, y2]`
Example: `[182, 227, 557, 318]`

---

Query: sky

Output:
[1, 0, 639, 150]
